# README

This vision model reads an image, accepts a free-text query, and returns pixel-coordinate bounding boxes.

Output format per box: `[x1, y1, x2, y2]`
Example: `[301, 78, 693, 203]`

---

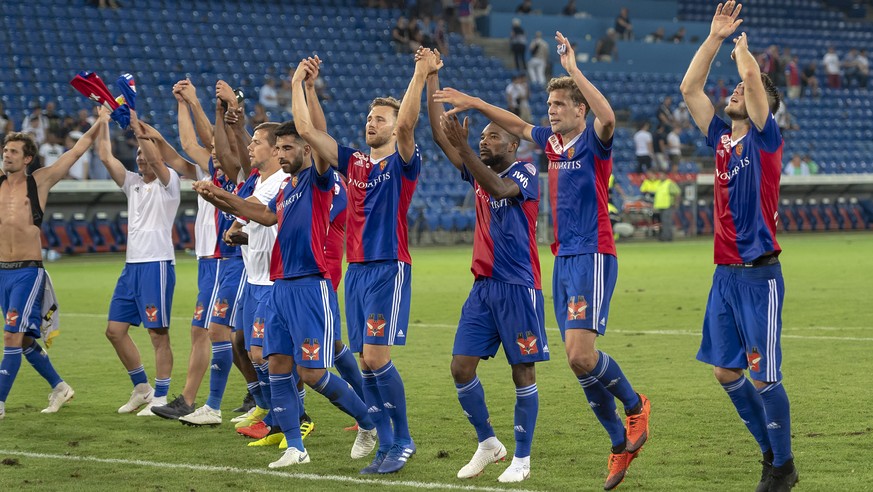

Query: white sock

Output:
[511, 455, 530, 467]
[479, 436, 501, 450]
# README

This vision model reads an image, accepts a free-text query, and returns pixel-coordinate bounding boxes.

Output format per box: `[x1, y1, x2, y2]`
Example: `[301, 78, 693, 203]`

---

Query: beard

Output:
[725, 104, 748, 120]
[280, 158, 303, 175]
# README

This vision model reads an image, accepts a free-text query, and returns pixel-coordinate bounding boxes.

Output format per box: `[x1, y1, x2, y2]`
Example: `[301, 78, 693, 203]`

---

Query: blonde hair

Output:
[546, 76, 588, 108]
[369, 96, 401, 117]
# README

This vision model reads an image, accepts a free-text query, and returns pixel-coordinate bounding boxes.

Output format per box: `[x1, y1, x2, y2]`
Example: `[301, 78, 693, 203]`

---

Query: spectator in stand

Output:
[392, 16, 414, 53]
[670, 26, 686, 43]
[65, 131, 90, 180]
[562, 0, 577, 16]
[653, 171, 681, 241]
[43, 102, 62, 138]
[595, 28, 618, 62]
[633, 121, 654, 173]
[527, 31, 549, 86]
[758, 45, 784, 88]
[249, 103, 268, 128]
[802, 154, 819, 174]
[434, 17, 449, 55]
[515, 0, 532, 14]
[802, 61, 822, 97]
[96, 0, 120, 8]
[0, 102, 13, 142]
[822, 46, 841, 88]
[709, 78, 730, 114]
[505, 73, 531, 121]
[783, 154, 810, 176]
[785, 55, 801, 99]
[74, 109, 92, 132]
[38, 133, 65, 170]
[775, 100, 799, 134]
[417, 15, 435, 47]
[672, 101, 690, 129]
[258, 78, 279, 110]
[666, 125, 682, 172]
[653, 123, 669, 171]
[657, 96, 676, 128]
[842, 48, 860, 87]
[510, 18, 527, 70]
[21, 102, 48, 144]
[645, 27, 665, 43]
[456, 0, 474, 40]
[614, 7, 633, 40]
[857, 49, 869, 88]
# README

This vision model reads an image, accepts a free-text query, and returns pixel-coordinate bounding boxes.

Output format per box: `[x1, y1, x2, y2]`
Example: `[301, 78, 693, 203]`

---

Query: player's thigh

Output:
[553, 253, 617, 338]
[1, 267, 45, 337]
[734, 265, 785, 383]
[262, 283, 294, 362]
[209, 257, 245, 327]
[359, 261, 412, 348]
[192, 258, 218, 328]
[344, 265, 367, 353]
[108, 265, 141, 326]
[452, 281, 502, 361]
[489, 281, 549, 365]
[287, 279, 338, 370]
[696, 268, 746, 370]
[135, 261, 174, 329]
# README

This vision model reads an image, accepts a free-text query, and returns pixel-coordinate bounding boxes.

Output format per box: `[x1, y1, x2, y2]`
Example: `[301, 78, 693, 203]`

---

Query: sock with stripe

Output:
[255, 361, 272, 425]
[514, 383, 539, 458]
[297, 386, 307, 420]
[455, 376, 495, 442]
[0, 347, 23, 401]
[23, 342, 63, 388]
[205, 341, 233, 409]
[374, 361, 411, 444]
[128, 365, 148, 387]
[312, 372, 374, 429]
[590, 350, 641, 412]
[154, 377, 170, 398]
[759, 381, 792, 467]
[247, 362, 267, 409]
[334, 345, 365, 401]
[721, 376, 771, 454]
[362, 369, 393, 452]
[578, 374, 626, 447]
[270, 372, 303, 451]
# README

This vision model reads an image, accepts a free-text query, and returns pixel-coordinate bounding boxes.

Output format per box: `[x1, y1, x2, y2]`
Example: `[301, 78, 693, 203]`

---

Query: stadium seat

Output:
[48, 213, 75, 254]
[70, 213, 96, 254]
[91, 212, 117, 253]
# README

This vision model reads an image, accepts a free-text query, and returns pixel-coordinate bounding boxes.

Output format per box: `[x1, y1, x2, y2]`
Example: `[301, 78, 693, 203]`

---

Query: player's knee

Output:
[361, 351, 389, 371]
[334, 340, 345, 353]
[750, 378, 776, 390]
[104, 326, 121, 342]
[567, 351, 598, 374]
[450, 359, 476, 384]
[297, 367, 322, 387]
[511, 363, 536, 387]
[713, 366, 744, 384]
[3, 331, 23, 347]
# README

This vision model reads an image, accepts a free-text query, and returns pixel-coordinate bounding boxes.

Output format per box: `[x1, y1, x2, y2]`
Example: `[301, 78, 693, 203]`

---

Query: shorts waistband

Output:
[720, 254, 780, 268]
[0, 260, 44, 269]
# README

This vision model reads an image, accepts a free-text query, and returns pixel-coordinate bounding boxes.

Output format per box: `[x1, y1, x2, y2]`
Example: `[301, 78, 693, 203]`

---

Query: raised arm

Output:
[680, 1, 743, 133]
[732, 32, 769, 130]
[441, 114, 520, 200]
[424, 51, 463, 169]
[175, 79, 214, 150]
[304, 56, 328, 133]
[33, 110, 106, 189]
[214, 80, 242, 182]
[395, 49, 436, 162]
[434, 87, 534, 142]
[226, 107, 252, 175]
[94, 109, 128, 187]
[193, 180, 277, 226]
[131, 112, 171, 186]
[137, 121, 199, 180]
[175, 84, 211, 172]
[291, 59, 337, 173]
[556, 31, 615, 141]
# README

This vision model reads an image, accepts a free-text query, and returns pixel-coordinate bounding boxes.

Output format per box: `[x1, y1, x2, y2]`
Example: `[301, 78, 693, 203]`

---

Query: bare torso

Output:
[0, 175, 44, 262]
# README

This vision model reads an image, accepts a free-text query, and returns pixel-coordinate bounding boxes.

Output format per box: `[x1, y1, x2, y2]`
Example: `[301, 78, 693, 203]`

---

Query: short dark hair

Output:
[3, 132, 38, 159]
[274, 120, 301, 140]
[760, 73, 782, 114]
[546, 76, 589, 108]
[254, 122, 280, 147]
[369, 96, 401, 118]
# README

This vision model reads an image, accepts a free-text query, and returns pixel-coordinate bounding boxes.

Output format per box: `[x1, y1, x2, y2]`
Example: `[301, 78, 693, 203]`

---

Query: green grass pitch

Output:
[1, 234, 872, 491]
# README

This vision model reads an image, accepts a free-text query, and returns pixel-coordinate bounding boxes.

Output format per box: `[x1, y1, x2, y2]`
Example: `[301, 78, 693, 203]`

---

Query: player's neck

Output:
[369, 140, 395, 161]
[559, 123, 585, 144]
[3, 168, 27, 183]
[260, 161, 281, 178]
[730, 119, 751, 140]
[293, 162, 312, 177]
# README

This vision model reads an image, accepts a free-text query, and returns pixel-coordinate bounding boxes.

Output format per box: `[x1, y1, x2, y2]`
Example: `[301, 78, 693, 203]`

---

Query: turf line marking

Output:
[0, 450, 538, 492]
[60, 312, 873, 342]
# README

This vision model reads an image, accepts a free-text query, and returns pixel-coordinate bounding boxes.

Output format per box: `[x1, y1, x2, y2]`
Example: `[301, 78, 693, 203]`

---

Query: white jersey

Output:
[194, 167, 218, 258]
[242, 169, 289, 285]
[121, 171, 181, 263]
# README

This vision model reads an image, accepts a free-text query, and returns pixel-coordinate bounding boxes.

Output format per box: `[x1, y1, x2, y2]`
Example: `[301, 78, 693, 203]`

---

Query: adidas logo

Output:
[543, 345, 549, 353]
[211, 364, 221, 370]
[599, 318, 606, 326]
[588, 401, 600, 408]
[741, 418, 750, 424]
[367, 405, 381, 413]
[0, 370, 8, 376]
[514, 425, 526, 433]
[767, 422, 781, 430]
[605, 377, 622, 389]
[383, 402, 396, 409]
[397, 330, 405, 338]
[462, 410, 472, 418]
[274, 407, 286, 413]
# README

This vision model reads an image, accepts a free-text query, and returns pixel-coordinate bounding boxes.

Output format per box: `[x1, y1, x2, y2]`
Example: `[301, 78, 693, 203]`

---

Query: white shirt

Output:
[667, 132, 681, 156]
[822, 52, 840, 75]
[68, 151, 90, 180]
[633, 130, 653, 156]
[242, 169, 289, 285]
[194, 168, 218, 259]
[122, 171, 181, 263]
[259, 84, 279, 108]
[39, 143, 64, 168]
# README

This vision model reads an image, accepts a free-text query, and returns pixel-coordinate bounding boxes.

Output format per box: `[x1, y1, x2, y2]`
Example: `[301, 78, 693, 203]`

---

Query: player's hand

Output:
[224, 106, 243, 127]
[96, 106, 112, 124]
[439, 113, 469, 149]
[304, 56, 322, 88]
[414, 47, 441, 76]
[710, 1, 743, 40]
[555, 31, 578, 74]
[224, 230, 248, 246]
[292, 60, 311, 84]
[174, 79, 198, 104]
[216, 80, 237, 106]
[730, 32, 749, 60]
[433, 87, 477, 116]
[137, 122, 163, 141]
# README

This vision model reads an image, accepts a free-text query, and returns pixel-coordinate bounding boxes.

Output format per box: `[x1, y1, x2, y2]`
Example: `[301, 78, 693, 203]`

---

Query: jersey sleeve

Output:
[336, 144, 356, 176]
[754, 113, 783, 153]
[507, 162, 539, 202]
[586, 125, 613, 160]
[267, 192, 279, 214]
[312, 164, 336, 192]
[120, 170, 139, 195]
[530, 125, 552, 150]
[459, 165, 475, 187]
[705, 115, 730, 148]
[162, 170, 181, 195]
[397, 143, 422, 180]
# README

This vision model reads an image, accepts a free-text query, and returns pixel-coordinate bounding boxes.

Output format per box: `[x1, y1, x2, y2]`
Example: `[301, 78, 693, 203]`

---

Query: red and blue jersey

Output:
[267, 166, 336, 281]
[531, 125, 615, 257]
[336, 144, 421, 265]
[462, 161, 541, 289]
[209, 158, 241, 259]
[705, 114, 783, 264]
[235, 168, 260, 200]
[326, 172, 348, 291]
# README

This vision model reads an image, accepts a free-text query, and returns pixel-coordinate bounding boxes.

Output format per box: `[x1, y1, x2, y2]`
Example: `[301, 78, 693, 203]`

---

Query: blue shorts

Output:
[345, 260, 411, 353]
[697, 263, 785, 383]
[206, 257, 246, 330]
[108, 261, 175, 329]
[552, 253, 618, 338]
[240, 282, 272, 351]
[453, 278, 549, 365]
[0, 264, 46, 338]
[263, 276, 340, 369]
[191, 257, 218, 328]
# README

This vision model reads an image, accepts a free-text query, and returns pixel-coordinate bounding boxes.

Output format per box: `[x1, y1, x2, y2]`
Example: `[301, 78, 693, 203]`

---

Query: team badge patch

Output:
[735, 143, 744, 156]
[567, 295, 588, 320]
[379, 159, 388, 171]
[516, 331, 539, 355]
[747, 348, 762, 372]
[5, 308, 19, 327]
[252, 317, 265, 339]
[212, 298, 229, 318]
[145, 304, 158, 323]
[291, 176, 298, 187]
[567, 147, 575, 159]
[301, 338, 321, 361]
[193, 302, 205, 321]
[367, 313, 386, 337]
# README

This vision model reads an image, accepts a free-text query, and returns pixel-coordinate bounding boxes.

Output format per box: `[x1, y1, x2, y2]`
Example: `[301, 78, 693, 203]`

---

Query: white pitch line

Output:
[58, 313, 873, 342]
[0, 450, 538, 492]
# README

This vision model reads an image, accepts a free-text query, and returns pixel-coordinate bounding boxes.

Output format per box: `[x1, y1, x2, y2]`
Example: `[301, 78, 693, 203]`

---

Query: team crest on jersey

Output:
[566, 147, 575, 159]
[252, 317, 265, 339]
[747, 348, 762, 372]
[367, 314, 386, 337]
[734, 143, 744, 156]
[5, 308, 19, 327]
[548, 134, 563, 154]
[378, 159, 388, 172]
[301, 338, 320, 361]
[193, 302, 205, 321]
[516, 331, 539, 355]
[567, 296, 588, 320]
[291, 175, 298, 187]
[145, 304, 158, 323]
[212, 298, 229, 318]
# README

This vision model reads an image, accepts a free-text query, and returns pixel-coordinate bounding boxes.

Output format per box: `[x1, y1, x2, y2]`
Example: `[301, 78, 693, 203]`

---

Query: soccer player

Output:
[95, 109, 179, 416]
[426, 52, 548, 483]
[434, 32, 651, 490]
[680, 3, 797, 490]
[192, 116, 377, 469]
[290, 50, 437, 474]
[0, 118, 103, 419]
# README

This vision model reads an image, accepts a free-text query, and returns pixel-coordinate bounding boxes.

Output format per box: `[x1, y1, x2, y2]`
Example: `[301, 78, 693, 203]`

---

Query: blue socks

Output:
[578, 374, 626, 447]
[334, 345, 365, 401]
[374, 361, 411, 444]
[205, 341, 233, 410]
[514, 383, 539, 458]
[23, 342, 63, 388]
[154, 377, 170, 398]
[456, 376, 495, 442]
[362, 369, 393, 452]
[312, 371, 374, 430]
[255, 361, 272, 425]
[722, 376, 771, 454]
[759, 381, 792, 467]
[128, 365, 148, 387]
[591, 351, 641, 412]
[270, 372, 303, 451]
[0, 347, 23, 401]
